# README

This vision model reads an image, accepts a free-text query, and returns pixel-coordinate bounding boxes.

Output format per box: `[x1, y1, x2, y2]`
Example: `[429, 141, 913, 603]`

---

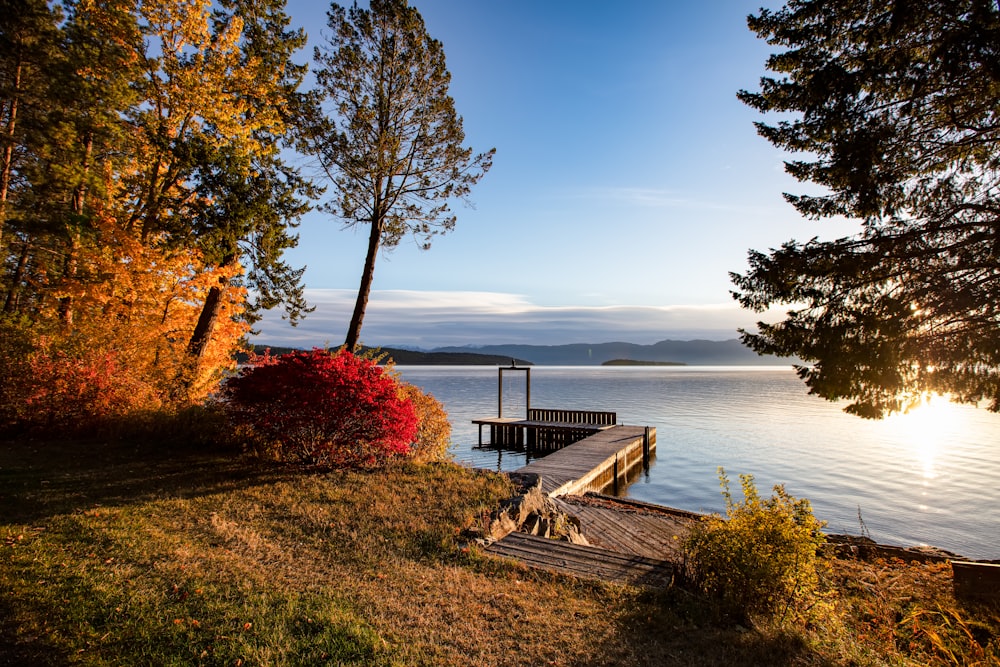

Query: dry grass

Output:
[2, 434, 999, 666]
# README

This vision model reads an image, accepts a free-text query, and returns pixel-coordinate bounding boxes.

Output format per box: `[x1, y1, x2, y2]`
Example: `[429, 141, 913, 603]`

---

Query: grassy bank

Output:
[2, 436, 999, 665]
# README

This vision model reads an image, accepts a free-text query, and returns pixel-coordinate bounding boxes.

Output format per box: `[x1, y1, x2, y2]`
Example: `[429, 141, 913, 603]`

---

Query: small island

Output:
[601, 359, 686, 367]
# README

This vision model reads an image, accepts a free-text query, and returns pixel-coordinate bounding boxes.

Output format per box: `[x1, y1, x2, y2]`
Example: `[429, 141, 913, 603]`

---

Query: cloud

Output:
[252, 289, 766, 349]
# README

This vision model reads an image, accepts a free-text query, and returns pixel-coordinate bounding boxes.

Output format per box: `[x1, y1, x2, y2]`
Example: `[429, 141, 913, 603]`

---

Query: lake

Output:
[395, 365, 1000, 560]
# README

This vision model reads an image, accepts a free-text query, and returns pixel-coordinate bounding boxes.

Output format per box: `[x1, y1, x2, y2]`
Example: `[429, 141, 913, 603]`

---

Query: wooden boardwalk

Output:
[478, 423, 702, 588]
[486, 531, 674, 587]
[551, 495, 697, 562]
[514, 425, 654, 496]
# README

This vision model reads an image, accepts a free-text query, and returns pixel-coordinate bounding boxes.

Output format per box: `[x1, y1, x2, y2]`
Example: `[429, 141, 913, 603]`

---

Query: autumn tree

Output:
[300, 0, 493, 351]
[0, 0, 315, 424]
[732, 0, 1000, 417]
[184, 0, 318, 360]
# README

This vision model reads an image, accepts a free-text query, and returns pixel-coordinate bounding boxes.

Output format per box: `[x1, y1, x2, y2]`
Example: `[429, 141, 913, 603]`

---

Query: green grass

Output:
[2, 434, 1000, 665]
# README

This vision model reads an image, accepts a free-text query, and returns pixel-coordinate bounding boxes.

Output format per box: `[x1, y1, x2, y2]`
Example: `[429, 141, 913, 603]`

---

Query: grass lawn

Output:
[2, 434, 999, 666]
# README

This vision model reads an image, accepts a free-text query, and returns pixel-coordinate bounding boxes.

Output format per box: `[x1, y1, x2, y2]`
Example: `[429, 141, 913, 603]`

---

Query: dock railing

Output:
[526, 409, 617, 426]
[473, 409, 618, 451]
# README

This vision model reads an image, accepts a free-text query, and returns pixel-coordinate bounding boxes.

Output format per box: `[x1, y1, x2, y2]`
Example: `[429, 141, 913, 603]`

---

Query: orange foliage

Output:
[0, 213, 248, 432]
[0, 0, 297, 432]
[22, 346, 160, 433]
[54, 212, 248, 403]
[398, 382, 453, 464]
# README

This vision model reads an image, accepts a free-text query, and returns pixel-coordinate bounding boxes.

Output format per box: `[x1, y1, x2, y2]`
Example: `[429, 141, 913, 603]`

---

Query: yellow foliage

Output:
[136, 0, 281, 159]
[683, 468, 826, 626]
[1, 0, 296, 427]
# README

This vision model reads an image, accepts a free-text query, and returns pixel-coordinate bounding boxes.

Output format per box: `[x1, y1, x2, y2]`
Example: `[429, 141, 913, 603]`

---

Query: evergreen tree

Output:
[732, 0, 1000, 417]
[300, 0, 493, 351]
[0, 0, 64, 311]
[186, 0, 317, 359]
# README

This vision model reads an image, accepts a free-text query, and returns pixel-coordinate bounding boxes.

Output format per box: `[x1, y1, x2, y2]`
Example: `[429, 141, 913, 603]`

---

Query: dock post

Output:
[613, 454, 619, 495]
[642, 426, 650, 469]
[525, 367, 531, 414]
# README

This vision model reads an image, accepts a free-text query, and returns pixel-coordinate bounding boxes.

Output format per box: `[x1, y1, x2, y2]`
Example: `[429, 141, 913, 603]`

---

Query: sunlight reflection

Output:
[885, 395, 962, 480]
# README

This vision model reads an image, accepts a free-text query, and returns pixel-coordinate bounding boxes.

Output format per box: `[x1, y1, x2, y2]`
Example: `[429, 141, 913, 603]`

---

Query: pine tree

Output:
[300, 0, 493, 351]
[733, 0, 1000, 417]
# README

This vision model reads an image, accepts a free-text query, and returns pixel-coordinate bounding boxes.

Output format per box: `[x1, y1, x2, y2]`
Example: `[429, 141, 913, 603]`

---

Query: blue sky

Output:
[256, 0, 859, 349]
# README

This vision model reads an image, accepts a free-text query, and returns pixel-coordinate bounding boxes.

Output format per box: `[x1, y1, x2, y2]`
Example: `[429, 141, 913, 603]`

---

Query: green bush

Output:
[683, 468, 826, 626]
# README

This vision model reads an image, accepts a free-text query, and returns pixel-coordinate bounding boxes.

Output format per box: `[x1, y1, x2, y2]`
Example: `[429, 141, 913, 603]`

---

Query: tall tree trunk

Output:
[0, 58, 22, 251]
[57, 132, 93, 328]
[3, 240, 29, 313]
[57, 234, 78, 328]
[187, 282, 226, 358]
[187, 254, 237, 359]
[344, 217, 382, 352]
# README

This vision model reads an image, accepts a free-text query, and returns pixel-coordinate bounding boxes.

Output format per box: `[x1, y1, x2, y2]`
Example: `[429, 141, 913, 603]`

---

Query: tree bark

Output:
[187, 254, 237, 359]
[344, 217, 382, 352]
[187, 282, 226, 359]
[2, 240, 29, 313]
[56, 235, 78, 327]
[0, 58, 22, 250]
[57, 132, 93, 328]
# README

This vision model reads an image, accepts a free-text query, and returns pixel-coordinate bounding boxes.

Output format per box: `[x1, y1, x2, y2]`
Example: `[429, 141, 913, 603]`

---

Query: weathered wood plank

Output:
[552, 495, 695, 562]
[519, 425, 654, 496]
[485, 532, 674, 587]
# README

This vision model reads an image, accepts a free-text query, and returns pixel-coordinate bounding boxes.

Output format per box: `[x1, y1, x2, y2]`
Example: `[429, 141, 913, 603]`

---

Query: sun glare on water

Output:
[884, 395, 964, 482]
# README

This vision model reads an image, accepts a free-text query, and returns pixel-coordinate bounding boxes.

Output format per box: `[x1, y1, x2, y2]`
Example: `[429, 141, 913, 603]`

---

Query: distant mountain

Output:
[602, 359, 686, 366]
[432, 339, 790, 366]
[248, 339, 793, 366]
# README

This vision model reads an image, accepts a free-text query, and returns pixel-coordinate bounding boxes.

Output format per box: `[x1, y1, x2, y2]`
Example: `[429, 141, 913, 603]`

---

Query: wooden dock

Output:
[514, 424, 654, 496]
[472, 408, 618, 450]
[470, 374, 681, 587]
[477, 419, 695, 588]
[551, 495, 697, 562]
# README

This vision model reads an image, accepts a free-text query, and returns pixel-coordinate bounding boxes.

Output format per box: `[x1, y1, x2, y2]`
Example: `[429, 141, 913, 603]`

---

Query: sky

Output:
[255, 0, 860, 349]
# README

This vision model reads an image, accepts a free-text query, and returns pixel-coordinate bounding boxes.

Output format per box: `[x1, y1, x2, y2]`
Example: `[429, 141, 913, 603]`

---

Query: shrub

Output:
[683, 468, 826, 626]
[23, 346, 161, 433]
[398, 383, 452, 464]
[0, 318, 162, 434]
[222, 348, 418, 467]
[0, 317, 36, 430]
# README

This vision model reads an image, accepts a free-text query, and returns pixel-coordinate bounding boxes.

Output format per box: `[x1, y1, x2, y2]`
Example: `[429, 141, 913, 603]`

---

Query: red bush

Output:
[222, 348, 418, 467]
[10, 346, 160, 434]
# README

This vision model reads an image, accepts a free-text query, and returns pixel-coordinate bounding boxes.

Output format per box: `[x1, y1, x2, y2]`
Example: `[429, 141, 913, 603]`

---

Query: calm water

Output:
[396, 365, 1000, 560]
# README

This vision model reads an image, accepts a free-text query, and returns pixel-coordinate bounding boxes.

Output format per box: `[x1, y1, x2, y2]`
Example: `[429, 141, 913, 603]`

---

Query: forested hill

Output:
[370, 349, 533, 365]
[433, 339, 789, 366]
[249, 339, 790, 366]
[248, 346, 532, 366]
